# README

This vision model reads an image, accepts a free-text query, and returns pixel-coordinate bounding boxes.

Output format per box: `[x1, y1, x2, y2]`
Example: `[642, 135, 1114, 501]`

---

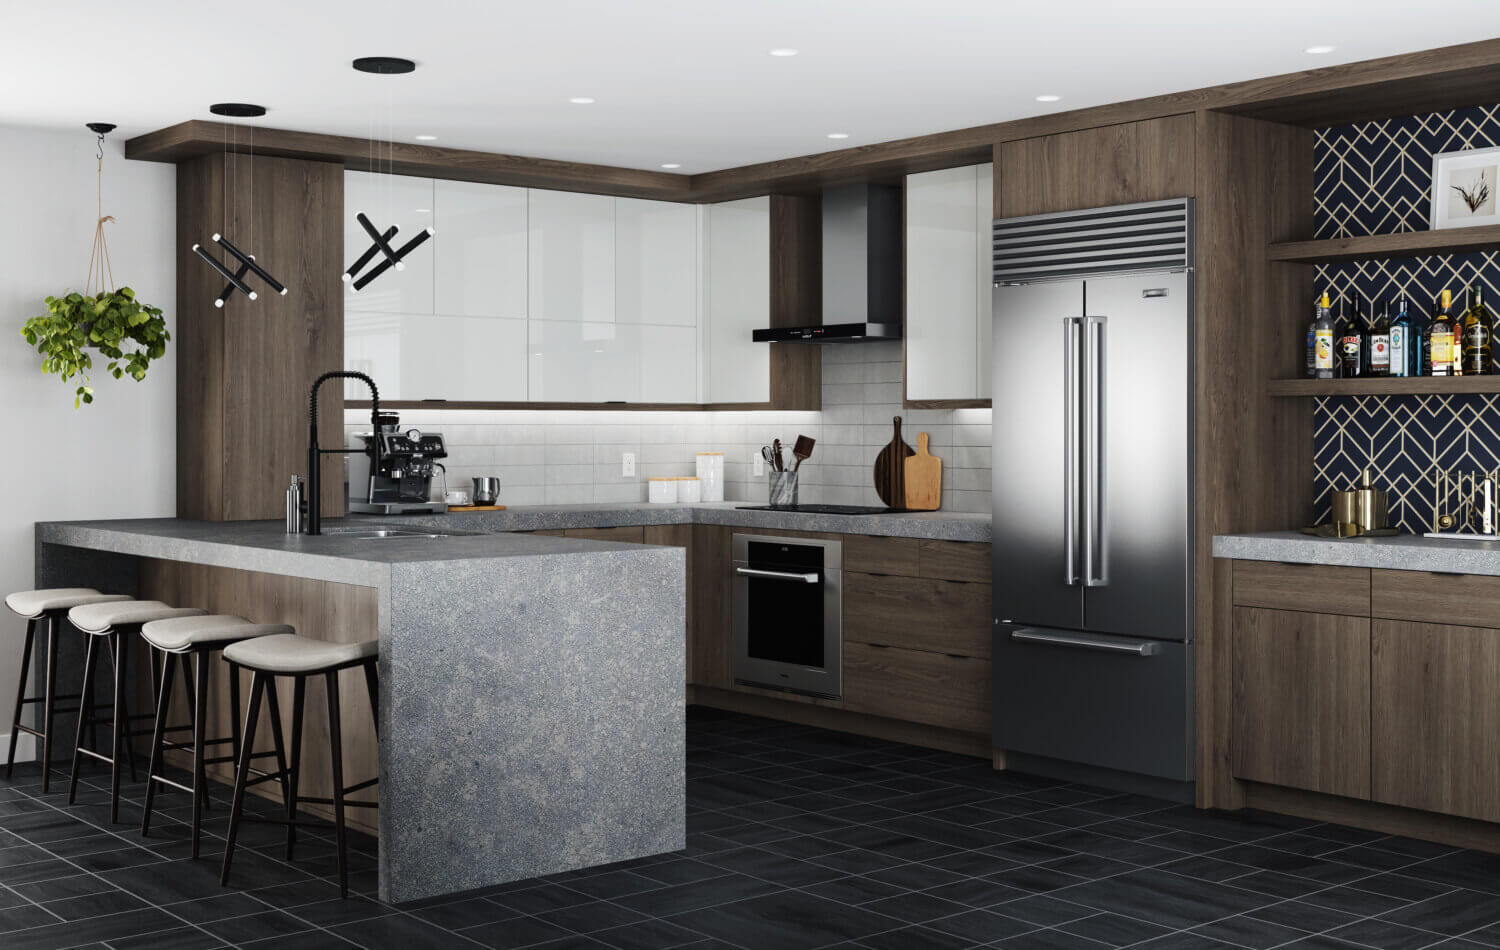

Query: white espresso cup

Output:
[444, 490, 470, 506]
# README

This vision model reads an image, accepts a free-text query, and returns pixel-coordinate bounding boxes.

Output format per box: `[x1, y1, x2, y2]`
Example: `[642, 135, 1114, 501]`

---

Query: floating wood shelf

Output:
[1267, 226, 1500, 264]
[1268, 377, 1500, 396]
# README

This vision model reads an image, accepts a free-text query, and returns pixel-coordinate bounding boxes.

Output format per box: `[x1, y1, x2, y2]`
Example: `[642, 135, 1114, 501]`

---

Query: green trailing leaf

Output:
[19, 287, 169, 409]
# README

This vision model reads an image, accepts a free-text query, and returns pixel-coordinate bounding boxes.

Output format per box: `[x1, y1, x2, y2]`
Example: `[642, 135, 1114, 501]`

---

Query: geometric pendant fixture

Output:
[345, 212, 434, 292]
[193, 233, 288, 308]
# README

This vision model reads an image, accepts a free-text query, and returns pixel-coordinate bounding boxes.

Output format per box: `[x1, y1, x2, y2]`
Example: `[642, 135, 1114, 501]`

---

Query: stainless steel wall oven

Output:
[731, 534, 842, 699]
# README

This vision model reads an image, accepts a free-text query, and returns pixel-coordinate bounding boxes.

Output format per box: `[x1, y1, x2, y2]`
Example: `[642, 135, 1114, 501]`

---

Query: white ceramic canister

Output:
[677, 476, 702, 504]
[695, 452, 725, 502]
[648, 477, 678, 504]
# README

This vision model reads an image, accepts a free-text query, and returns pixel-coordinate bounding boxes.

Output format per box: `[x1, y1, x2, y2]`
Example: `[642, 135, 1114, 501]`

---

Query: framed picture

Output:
[1431, 145, 1500, 229]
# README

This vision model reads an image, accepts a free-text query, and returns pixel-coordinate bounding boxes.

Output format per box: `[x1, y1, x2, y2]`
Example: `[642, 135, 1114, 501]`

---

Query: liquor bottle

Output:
[1306, 298, 1318, 378]
[1338, 299, 1365, 378]
[1464, 284, 1495, 375]
[1389, 294, 1421, 377]
[1313, 293, 1336, 379]
[1430, 290, 1456, 377]
[1368, 298, 1391, 376]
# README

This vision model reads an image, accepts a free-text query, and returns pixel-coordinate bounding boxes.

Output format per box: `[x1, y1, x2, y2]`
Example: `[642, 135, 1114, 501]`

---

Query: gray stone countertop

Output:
[1213, 530, 1500, 576]
[384, 502, 993, 542]
[35, 518, 651, 588]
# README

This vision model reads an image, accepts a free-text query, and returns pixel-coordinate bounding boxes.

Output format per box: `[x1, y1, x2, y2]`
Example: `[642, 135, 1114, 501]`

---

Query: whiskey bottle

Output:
[1430, 290, 1456, 377]
[1337, 299, 1365, 378]
[1368, 299, 1391, 376]
[1312, 293, 1336, 379]
[1463, 284, 1493, 376]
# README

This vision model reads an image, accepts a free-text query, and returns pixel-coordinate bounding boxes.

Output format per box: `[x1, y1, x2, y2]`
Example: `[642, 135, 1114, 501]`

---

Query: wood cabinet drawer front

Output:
[565, 526, 645, 543]
[1372, 619, 1500, 823]
[1373, 569, 1500, 626]
[1233, 561, 1369, 615]
[844, 572, 991, 658]
[918, 540, 992, 583]
[842, 642, 990, 734]
[1231, 606, 1371, 799]
[842, 535, 920, 577]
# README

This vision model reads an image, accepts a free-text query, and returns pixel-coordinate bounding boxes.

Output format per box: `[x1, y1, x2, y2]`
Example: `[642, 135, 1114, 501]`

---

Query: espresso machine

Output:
[346, 413, 449, 514]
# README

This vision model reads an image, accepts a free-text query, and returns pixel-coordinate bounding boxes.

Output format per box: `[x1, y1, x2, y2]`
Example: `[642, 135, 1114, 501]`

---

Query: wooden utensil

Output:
[872, 416, 915, 508]
[792, 435, 816, 471]
[903, 433, 942, 510]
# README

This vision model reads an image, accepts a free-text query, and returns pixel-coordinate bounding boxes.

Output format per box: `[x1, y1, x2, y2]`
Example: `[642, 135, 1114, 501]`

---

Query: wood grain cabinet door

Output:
[844, 573, 990, 658]
[1372, 619, 1500, 822]
[995, 115, 1195, 218]
[842, 642, 990, 734]
[1231, 607, 1371, 799]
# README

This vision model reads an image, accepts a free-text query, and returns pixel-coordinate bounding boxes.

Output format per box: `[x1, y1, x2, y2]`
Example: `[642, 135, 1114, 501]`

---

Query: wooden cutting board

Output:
[872, 416, 915, 508]
[446, 504, 507, 511]
[903, 432, 942, 510]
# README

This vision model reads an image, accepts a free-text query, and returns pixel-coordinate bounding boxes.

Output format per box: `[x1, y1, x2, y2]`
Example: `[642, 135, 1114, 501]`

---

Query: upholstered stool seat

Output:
[139, 615, 294, 857]
[69, 601, 204, 635]
[221, 633, 379, 897]
[142, 616, 293, 653]
[4, 588, 131, 791]
[222, 635, 376, 674]
[66, 600, 206, 822]
[5, 588, 130, 619]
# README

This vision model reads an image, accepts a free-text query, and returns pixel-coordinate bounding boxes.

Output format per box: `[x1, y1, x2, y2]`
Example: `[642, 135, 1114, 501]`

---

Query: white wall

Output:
[346, 342, 993, 512]
[0, 126, 176, 757]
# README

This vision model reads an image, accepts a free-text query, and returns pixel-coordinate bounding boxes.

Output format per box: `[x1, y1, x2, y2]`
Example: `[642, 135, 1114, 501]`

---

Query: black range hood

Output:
[753, 183, 902, 344]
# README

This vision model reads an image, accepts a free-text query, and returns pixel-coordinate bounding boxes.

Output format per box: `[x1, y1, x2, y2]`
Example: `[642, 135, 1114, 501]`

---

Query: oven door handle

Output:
[735, 567, 821, 584]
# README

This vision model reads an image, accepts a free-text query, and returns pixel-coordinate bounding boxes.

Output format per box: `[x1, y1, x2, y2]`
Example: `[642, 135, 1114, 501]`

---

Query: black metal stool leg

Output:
[363, 660, 379, 739]
[221, 670, 265, 886]
[67, 634, 101, 805]
[228, 662, 242, 766]
[141, 651, 177, 837]
[41, 615, 61, 793]
[190, 650, 211, 858]
[108, 633, 129, 823]
[262, 677, 292, 829]
[286, 676, 305, 860]
[5, 619, 36, 779]
[326, 670, 350, 897]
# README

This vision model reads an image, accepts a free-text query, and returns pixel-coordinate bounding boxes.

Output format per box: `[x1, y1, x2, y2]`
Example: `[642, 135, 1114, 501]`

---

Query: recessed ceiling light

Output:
[414, 208, 432, 214]
[661, 163, 682, 169]
[569, 97, 596, 105]
[769, 48, 799, 57]
[414, 134, 437, 141]
[1305, 45, 1336, 55]
[1035, 95, 1061, 103]
[827, 132, 850, 140]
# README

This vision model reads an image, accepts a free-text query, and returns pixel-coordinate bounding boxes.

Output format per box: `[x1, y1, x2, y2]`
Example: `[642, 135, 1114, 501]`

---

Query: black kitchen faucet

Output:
[306, 371, 381, 535]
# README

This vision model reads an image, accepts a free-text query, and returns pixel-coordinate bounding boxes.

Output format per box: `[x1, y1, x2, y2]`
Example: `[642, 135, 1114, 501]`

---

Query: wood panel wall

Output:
[138, 559, 380, 834]
[175, 153, 344, 521]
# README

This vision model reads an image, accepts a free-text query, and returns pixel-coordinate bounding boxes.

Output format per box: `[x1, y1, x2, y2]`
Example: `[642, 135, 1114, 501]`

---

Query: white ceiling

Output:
[5, 1, 1499, 174]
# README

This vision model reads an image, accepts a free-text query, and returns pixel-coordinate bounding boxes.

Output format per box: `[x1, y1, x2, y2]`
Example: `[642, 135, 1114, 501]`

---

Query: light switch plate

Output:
[752, 452, 764, 477]
[622, 452, 636, 477]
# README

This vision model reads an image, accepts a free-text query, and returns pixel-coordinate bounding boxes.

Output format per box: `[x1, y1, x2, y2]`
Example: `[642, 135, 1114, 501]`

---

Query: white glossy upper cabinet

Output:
[904, 163, 994, 403]
[433, 179, 528, 319]
[528, 189, 615, 323]
[705, 196, 771, 404]
[615, 198, 698, 327]
[343, 171, 435, 315]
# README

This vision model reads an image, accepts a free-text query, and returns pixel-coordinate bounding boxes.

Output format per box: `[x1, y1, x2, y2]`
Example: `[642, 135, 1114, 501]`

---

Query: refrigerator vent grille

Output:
[992, 198, 1193, 284]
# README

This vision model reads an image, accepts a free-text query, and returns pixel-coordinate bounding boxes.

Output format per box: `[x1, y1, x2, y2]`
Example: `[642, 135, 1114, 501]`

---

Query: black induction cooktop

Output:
[737, 504, 913, 515]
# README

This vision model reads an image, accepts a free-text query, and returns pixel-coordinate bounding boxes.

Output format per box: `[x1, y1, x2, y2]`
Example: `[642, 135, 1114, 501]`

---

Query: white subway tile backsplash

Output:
[345, 346, 993, 513]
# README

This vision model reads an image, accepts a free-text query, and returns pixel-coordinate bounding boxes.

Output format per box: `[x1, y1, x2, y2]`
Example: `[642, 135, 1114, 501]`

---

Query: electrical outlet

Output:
[622, 452, 636, 477]
[752, 452, 764, 477]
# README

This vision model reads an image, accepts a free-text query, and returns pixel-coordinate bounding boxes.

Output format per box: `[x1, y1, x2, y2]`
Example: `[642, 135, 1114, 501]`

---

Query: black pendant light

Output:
[194, 103, 286, 308]
[345, 56, 435, 292]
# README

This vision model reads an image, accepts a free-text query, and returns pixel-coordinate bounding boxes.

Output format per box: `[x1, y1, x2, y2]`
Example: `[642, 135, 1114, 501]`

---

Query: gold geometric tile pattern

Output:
[1312, 106, 1500, 529]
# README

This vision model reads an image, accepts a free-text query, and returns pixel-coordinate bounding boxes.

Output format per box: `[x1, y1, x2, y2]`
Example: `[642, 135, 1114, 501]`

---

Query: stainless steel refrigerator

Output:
[990, 198, 1195, 787]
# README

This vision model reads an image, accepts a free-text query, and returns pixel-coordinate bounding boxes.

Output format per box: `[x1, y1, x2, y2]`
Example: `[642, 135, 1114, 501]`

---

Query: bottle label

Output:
[1314, 330, 1334, 368]
[1433, 331, 1453, 370]
[1390, 326, 1407, 375]
[1341, 335, 1362, 357]
[1370, 334, 1390, 368]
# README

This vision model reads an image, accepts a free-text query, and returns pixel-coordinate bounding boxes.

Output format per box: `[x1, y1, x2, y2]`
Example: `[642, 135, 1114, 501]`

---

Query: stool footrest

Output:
[300, 793, 378, 808]
[19, 693, 84, 705]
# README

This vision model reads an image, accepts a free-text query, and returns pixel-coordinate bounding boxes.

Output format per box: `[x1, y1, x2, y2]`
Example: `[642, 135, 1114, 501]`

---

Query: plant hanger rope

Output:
[84, 126, 115, 296]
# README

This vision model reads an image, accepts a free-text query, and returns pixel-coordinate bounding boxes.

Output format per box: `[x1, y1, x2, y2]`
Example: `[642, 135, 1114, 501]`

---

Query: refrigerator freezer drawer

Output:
[992, 625, 1194, 781]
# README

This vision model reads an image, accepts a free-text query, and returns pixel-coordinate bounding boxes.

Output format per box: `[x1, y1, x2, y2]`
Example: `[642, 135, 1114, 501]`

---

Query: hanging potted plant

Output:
[19, 124, 170, 408]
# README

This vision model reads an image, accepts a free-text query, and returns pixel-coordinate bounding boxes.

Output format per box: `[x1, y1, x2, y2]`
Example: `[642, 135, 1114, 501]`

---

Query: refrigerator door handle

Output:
[1084, 315, 1108, 587]
[1063, 317, 1083, 586]
[1010, 628, 1161, 656]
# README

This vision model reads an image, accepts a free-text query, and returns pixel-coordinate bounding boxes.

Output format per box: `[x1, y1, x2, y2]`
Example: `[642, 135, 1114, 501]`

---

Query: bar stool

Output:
[66, 600, 204, 822]
[4, 589, 132, 791]
[221, 634, 378, 897]
[139, 615, 294, 858]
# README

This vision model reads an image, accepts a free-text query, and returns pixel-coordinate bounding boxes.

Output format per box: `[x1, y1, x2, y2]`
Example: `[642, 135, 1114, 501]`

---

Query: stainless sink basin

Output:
[338, 529, 445, 540]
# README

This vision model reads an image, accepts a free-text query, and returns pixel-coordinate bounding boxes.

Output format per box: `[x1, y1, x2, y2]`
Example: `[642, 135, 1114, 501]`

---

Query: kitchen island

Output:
[33, 518, 685, 903]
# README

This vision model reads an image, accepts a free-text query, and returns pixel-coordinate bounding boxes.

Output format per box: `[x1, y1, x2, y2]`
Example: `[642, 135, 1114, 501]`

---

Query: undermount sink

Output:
[322, 525, 468, 541]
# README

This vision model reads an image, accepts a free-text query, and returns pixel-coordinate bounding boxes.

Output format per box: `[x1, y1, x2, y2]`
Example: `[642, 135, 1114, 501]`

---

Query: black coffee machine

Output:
[346, 413, 449, 514]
